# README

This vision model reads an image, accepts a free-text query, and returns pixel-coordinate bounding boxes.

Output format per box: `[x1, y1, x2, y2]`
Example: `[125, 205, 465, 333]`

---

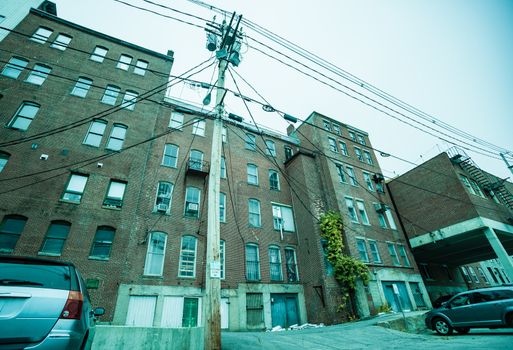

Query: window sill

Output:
[38, 252, 61, 257]
[88, 256, 110, 261]
[142, 275, 164, 279]
[177, 275, 196, 279]
[102, 205, 122, 211]
[161, 164, 178, 169]
[0, 249, 13, 253]
[59, 199, 81, 205]
[248, 226, 262, 229]
[247, 183, 259, 187]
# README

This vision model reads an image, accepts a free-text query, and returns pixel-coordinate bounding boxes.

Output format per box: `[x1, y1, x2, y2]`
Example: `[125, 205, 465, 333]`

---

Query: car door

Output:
[442, 293, 474, 327]
[467, 291, 502, 327]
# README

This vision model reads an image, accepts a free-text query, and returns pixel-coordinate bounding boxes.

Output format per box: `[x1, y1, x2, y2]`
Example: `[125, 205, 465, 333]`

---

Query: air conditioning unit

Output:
[187, 203, 199, 212]
[373, 203, 387, 213]
[373, 173, 385, 182]
[156, 203, 168, 212]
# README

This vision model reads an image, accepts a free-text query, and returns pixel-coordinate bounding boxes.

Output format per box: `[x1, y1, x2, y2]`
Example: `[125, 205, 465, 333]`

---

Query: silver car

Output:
[0, 256, 104, 349]
[425, 286, 513, 335]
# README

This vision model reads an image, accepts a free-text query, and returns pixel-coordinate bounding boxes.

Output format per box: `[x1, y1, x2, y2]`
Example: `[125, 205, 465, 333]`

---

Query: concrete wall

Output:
[92, 326, 203, 350]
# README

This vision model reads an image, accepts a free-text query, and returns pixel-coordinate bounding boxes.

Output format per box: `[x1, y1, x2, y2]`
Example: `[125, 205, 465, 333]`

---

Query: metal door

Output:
[271, 294, 299, 328]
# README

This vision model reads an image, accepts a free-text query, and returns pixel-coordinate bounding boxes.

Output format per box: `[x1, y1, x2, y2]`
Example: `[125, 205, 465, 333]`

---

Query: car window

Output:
[450, 294, 470, 307]
[0, 262, 71, 290]
[493, 290, 513, 300]
[471, 291, 494, 304]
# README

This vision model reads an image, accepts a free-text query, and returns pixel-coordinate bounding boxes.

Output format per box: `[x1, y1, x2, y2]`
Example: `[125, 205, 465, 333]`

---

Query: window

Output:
[182, 298, 199, 327]
[478, 267, 489, 284]
[116, 54, 132, 70]
[356, 200, 370, 225]
[265, 140, 276, 157]
[335, 163, 347, 183]
[25, 64, 51, 85]
[368, 240, 382, 263]
[0, 152, 9, 173]
[272, 204, 295, 232]
[345, 197, 358, 223]
[184, 187, 201, 218]
[90, 226, 115, 259]
[192, 119, 206, 136]
[155, 181, 173, 212]
[162, 144, 178, 168]
[356, 239, 369, 262]
[363, 150, 373, 165]
[121, 90, 138, 110]
[8, 102, 40, 131]
[245, 133, 256, 151]
[248, 199, 261, 227]
[333, 124, 341, 135]
[459, 174, 475, 195]
[220, 156, 226, 179]
[245, 244, 260, 280]
[322, 120, 331, 131]
[71, 77, 93, 97]
[328, 137, 338, 153]
[348, 130, 356, 141]
[269, 246, 283, 281]
[487, 267, 499, 283]
[247, 164, 259, 185]
[246, 293, 264, 327]
[178, 235, 197, 277]
[222, 127, 227, 143]
[354, 147, 364, 162]
[0, 215, 27, 252]
[442, 265, 453, 281]
[387, 243, 400, 266]
[339, 141, 348, 156]
[40, 221, 71, 255]
[143, 231, 167, 276]
[219, 192, 226, 222]
[90, 46, 108, 62]
[346, 166, 358, 186]
[419, 263, 433, 280]
[30, 27, 53, 44]
[385, 208, 398, 230]
[269, 170, 280, 190]
[363, 172, 374, 191]
[357, 134, 366, 145]
[470, 179, 485, 197]
[460, 266, 472, 283]
[1, 57, 28, 79]
[101, 85, 120, 105]
[189, 150, 203, 171]
[397, 244, 410, 267]
[103, 180, 127, 208]
[284, 146, 293, 160]
[83, 120, 107, 147]
[169, 112, 184, 129]
[220, 240, 225, 279]
[468, 266, 480, 283]
[375, 204, 387, 229]
[50, 34, 72, 50]
[106, 124, 127, 150]
[62, 173, 88, 203]
[285, 248, 299, 282]
[376, 181, 385, 193]
[134, 59, 149, 76]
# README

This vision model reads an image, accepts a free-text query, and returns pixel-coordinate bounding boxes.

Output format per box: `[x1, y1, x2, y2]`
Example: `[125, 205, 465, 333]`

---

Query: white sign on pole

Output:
[210, 261, 221, 278]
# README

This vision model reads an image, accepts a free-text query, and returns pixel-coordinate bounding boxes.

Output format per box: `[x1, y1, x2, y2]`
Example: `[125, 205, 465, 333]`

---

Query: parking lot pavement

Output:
[221, 316, 513, 350]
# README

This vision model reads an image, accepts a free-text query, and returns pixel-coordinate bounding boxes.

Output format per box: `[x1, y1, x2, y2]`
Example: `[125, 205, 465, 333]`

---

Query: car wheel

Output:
[433, 317, 453, 335]
[455, 327, 470, 334]
[506, 313, 513, 327]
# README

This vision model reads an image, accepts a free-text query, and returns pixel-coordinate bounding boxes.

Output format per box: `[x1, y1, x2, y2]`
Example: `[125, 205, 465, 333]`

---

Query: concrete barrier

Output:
[91, 326, 204, 350]
[375, 314, 428, 334]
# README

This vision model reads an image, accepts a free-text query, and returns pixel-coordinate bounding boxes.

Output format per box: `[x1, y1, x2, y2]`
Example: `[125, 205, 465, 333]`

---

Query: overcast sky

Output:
[52, 0, 513, 179]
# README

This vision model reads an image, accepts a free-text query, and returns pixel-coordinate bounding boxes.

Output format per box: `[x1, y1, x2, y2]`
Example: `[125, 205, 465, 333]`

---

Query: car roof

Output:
[0, 255, 75, 267]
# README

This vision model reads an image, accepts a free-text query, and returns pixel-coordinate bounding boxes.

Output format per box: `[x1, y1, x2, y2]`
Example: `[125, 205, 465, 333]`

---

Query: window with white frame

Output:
[397, 244, 410, 267]
[285, 248, 299, 282]
[83, 120, 107, 147]
[269, 246, 283, 281]
[169, 112, 184, 129]
[245, 133, 256, 151]
[348, 130, 356, 141]
[192, 119, 205, 136]
[134, 59, 149, 76]
[322, 120, 331, 131]
[2, 57, 28, 79]
[478, 267, 489, 284]
[284, 146, 293, 160]
[89, 226, 115, 259]
[269, 170, 280, 190]
[357, 134, 366, 145]
[333, 124, 341, 135]
[387, 243, 400, 266]
[90, 46, 108, 62]
[162, 144, 179, 168]
[220, 240, 225, 279]
[385, 207, 398, 230]
[121, 90, 138, 110]
[178, 235, 197, 277]
[219, 192, 226, 222]
[50, 34, 72, 50]
[25, 64, 51, 85]
[245, 244, 260, 281]
[356, 200, 370, 225]
[460, 266, 472, 283]
[345, 197, 358, 223]
[354, 147, 364, 162]
[184, 187, 200, 218]
[155, 181, 173, 212]
[189, 150, 203, 171]
[0, 152, 9, 173]
[0, 215, 27, 252]
[272, 204, 295, 232]
[106, 124, 127, 151]
[247, 164, 259, 185]
[363, 172, 374, 191]
[335, 163, 347, 183]
[39, 221, 71, 255]
[8, 102, 40, 131]
[62, 173, 88, 203]
[368, 240, 382, 263]
[339, 141, 348, 156]
[71, 77, 93, 97]
[101, 85, 120, 105]
[143, 231, 167, 276]
[328, 137, 338, 153]
[363, 150, 373, 165]
[116, 54, 132, 70]
[103, 180, 127, 208]
[346, 166, 358, 186]
[356, 238, 369, 262]
[30, 26, 53, 44]
[248, 199, 261, 227]
[375, 204, 387, 229]
[265, 140, 276, 157]
[220, 157, 226, 179]
[468, 266, 480, 283]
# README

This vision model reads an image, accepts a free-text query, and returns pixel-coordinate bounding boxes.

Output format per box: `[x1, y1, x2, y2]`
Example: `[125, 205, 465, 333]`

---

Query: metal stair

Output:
[448, 147, 513, 211]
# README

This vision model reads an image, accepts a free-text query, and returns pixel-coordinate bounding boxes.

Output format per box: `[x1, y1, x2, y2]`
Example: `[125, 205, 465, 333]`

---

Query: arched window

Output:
[39, 221, 71, 255]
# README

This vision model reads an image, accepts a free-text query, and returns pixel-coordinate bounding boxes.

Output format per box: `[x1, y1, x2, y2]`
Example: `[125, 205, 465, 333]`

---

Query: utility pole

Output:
[500, 153, 513, 176]
[204, 13, 242, 350]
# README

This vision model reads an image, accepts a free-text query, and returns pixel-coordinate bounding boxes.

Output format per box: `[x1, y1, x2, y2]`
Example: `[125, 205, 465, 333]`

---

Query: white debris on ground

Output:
[268, 323, 325, 332]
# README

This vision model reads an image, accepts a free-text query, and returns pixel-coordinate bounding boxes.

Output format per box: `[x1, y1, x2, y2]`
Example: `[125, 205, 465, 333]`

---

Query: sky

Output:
[52, 0, 513, 179]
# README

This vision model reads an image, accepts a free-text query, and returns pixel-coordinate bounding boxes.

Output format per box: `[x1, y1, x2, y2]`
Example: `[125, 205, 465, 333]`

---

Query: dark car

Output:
[0, 256, 104, 349]
[425, 286, 513, 335]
